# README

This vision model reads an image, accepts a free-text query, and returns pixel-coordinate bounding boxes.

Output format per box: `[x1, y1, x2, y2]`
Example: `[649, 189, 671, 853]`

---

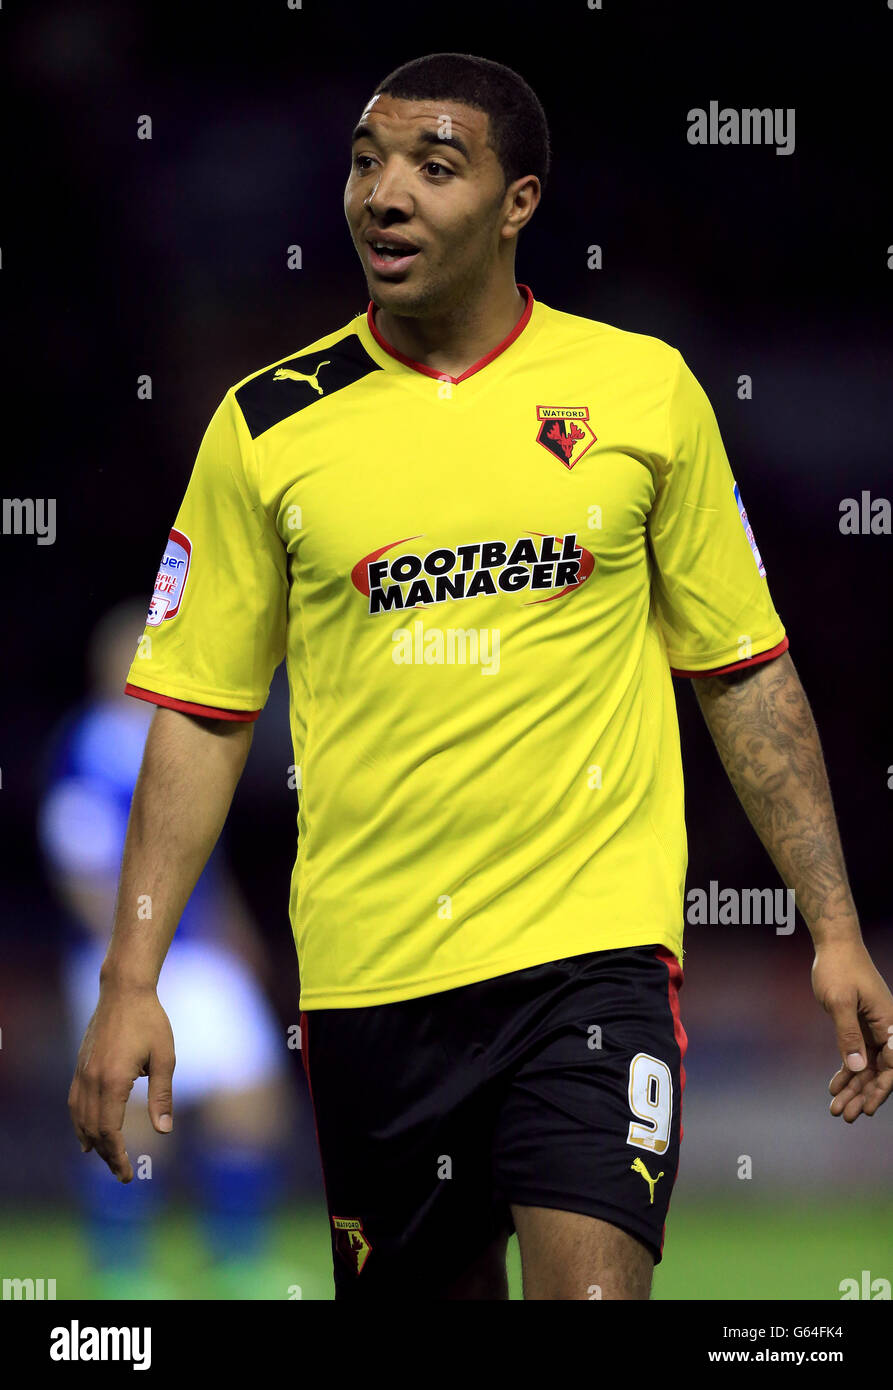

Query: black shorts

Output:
[300, 943, 687, 1299]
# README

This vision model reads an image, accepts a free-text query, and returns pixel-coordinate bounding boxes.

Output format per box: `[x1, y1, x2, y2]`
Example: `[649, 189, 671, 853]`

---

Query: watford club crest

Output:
[535, 406, 597, 470]
[332, 1216, 372, 1275]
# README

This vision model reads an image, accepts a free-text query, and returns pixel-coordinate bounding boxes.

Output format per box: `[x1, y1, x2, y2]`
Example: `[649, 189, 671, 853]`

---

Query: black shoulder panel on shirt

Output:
[234, 332, 383, 440]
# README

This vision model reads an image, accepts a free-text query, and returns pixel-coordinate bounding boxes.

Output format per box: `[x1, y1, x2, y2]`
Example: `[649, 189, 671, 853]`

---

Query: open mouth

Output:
[366, 237, 421, 274]
[370, 241, 418, 261]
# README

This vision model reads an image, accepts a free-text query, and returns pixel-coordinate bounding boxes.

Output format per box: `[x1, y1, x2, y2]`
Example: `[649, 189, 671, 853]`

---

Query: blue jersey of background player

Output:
[41, 693, 220, 947]
[38, 599, 298, 1300]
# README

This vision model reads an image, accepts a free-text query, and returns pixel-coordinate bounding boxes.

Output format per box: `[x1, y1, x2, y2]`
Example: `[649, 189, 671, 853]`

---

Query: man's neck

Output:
[373, 279, 527, 379]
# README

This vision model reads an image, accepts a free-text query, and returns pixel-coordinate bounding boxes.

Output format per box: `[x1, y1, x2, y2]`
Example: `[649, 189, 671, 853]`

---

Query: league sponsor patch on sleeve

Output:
[733, 482, 767, 577]
[147, 527, 192, 625]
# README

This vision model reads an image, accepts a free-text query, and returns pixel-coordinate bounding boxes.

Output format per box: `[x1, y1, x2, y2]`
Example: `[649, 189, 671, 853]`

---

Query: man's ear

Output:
[502, 175, 541, 239]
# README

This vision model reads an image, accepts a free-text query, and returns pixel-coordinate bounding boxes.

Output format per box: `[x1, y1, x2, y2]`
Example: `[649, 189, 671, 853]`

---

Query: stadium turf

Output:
[0, 1197, 887, 1300]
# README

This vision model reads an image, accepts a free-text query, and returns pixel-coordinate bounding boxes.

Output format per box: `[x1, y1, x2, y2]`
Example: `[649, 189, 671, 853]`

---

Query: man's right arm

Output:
[68, 705, 254, 1181]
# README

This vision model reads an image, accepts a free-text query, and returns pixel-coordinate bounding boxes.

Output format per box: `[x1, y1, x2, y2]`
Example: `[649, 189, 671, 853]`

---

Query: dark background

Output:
[0, 0, 889, 1281]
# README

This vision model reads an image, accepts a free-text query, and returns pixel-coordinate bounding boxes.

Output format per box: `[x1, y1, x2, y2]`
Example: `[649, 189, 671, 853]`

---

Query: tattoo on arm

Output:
[692, 652, 858, 937]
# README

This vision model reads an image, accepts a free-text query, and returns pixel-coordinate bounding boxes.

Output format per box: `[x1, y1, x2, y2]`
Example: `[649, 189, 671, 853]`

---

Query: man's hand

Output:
[811, 939, 893, 1122]
[68, 982, 176, 1181]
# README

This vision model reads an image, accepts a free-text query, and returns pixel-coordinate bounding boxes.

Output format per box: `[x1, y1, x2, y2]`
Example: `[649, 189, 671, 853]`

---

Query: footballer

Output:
[69, 53, 893, 1300]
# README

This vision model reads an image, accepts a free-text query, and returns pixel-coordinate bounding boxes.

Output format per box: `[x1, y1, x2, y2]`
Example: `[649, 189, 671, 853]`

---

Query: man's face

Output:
[344, 94, 513, 316]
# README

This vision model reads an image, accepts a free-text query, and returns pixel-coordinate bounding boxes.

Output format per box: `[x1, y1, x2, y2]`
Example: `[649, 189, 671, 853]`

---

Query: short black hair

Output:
[374, 53, 551, 192]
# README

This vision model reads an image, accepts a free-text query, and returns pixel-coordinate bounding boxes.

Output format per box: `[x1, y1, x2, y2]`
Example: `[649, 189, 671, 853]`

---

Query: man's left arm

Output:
[691, 649, 893, 1121]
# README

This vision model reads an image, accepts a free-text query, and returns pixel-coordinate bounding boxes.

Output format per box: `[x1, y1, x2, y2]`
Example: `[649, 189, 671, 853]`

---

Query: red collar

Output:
[366, 283, 534, 384]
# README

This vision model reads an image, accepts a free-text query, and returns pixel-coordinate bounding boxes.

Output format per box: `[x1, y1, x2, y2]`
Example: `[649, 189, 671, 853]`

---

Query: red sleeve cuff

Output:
[124, 683, 261, 722]
[670, 634, 789, 679]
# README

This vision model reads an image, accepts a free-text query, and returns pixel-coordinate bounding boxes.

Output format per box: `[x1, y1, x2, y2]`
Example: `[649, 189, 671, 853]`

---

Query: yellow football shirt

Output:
[125, 284, 788, 1007]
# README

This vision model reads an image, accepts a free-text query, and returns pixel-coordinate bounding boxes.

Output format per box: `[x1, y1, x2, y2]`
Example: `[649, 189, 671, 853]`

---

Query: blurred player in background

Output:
[39, 600, 295, 1299]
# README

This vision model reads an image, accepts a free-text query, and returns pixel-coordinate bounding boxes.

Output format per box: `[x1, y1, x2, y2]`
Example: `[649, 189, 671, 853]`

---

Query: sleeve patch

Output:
[147, 527, 192, 625]
[733, 482, 766, 577]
